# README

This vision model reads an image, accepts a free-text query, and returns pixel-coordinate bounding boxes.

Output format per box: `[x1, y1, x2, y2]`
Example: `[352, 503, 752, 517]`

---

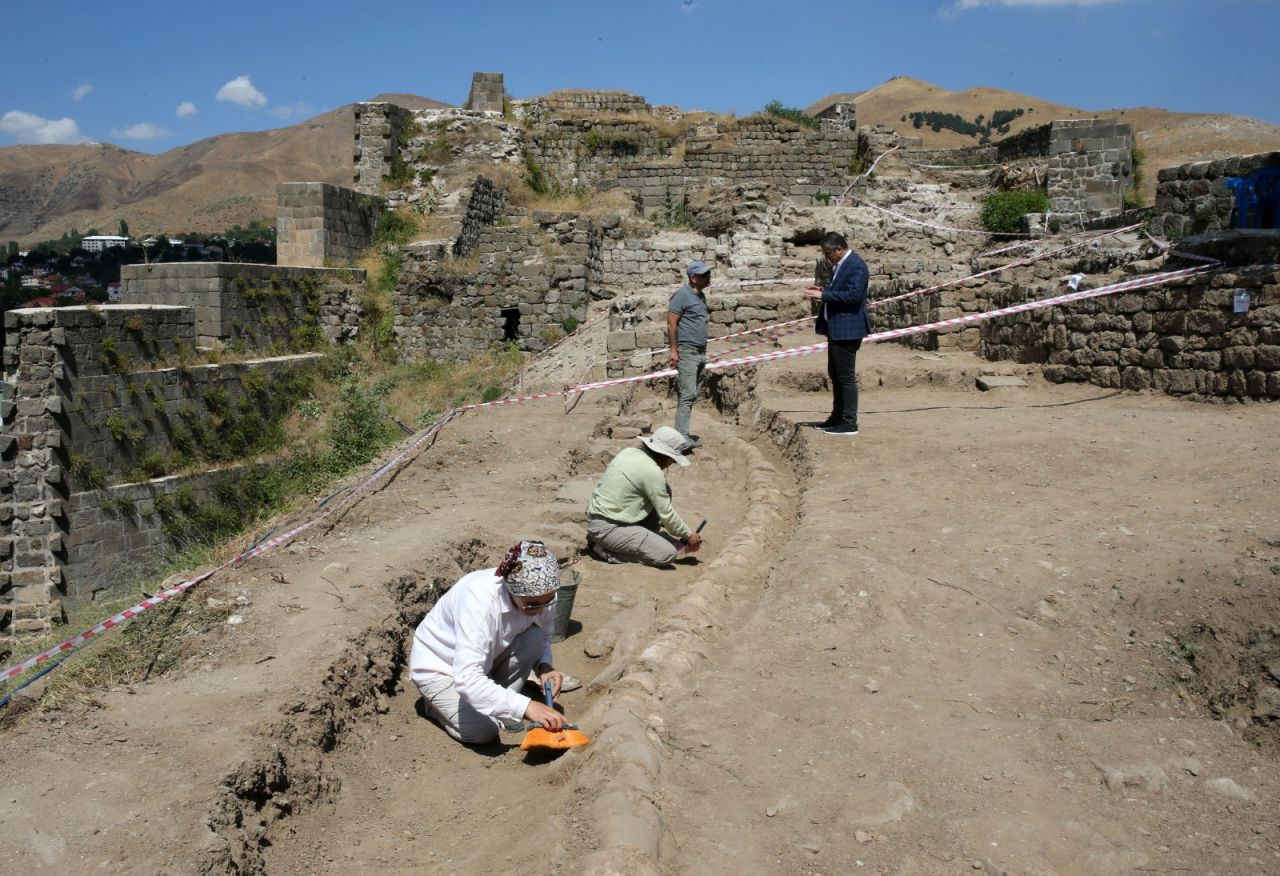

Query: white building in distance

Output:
[80, 235, 129, 252]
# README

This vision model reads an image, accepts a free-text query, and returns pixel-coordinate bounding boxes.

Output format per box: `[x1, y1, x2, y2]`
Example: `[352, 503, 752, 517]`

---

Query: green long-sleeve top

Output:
[586, 447, 693, 540]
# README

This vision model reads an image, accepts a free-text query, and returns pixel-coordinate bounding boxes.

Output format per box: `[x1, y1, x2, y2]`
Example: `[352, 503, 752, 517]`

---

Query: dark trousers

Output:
[827, 339, 862, 427]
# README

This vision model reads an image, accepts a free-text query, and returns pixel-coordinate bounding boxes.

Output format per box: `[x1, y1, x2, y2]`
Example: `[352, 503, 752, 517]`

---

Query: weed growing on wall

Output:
[764, 100, 821, 131]
[981, 190, 1051, 234]
[1124, 147, 1146, 210]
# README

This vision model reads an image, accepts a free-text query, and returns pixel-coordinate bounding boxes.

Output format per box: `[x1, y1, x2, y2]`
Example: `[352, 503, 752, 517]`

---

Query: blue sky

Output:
[3, 0, 1277, 153]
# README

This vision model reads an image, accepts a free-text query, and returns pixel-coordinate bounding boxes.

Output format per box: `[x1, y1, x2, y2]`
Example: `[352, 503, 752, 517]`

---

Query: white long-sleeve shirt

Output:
[408, 568, 554, 722]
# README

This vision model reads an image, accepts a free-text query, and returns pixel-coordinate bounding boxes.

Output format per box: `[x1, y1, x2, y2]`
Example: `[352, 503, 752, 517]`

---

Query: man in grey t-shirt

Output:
[667, 260, 712, 450]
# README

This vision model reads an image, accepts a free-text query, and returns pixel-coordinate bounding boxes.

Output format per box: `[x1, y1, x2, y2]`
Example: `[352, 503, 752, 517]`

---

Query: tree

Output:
[118, 219, 129, 238]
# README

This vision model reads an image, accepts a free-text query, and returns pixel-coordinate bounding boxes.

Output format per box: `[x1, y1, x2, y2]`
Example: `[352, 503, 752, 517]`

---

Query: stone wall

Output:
[465, 72, 505, 113]
[393, 213, 598, 361]
[353, 102, 416, 193]
[1046, 119, 1133, 215]
[277, 182, 384, 268]
[453, 176, 506, 257]
[121, 263, 363, 349]
[981, 267, 1280, 398]
[518, 90, 651, 125]
[65, 463, 275, 600]
[604, 291, 810, 377]
[1, 302, 326, 640]
[1150, 151, 1280, 239]
[996, 123, 1053, 162]
[597, 232, 718, 291]
[523, 119, 676, 191]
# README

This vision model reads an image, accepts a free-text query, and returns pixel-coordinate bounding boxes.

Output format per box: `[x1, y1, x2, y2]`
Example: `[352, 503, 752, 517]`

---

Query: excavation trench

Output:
[194, 377, 807, 875]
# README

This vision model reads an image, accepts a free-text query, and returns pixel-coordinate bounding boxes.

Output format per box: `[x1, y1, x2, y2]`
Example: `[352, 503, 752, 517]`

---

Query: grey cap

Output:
[686, 260, 711, 276]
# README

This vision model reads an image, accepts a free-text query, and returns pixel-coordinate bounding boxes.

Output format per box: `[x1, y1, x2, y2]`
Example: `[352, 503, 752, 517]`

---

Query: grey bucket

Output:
[552, 569, 579, 642]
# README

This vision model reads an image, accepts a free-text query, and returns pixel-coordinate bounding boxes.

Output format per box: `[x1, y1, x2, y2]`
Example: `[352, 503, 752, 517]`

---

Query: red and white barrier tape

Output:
[871, 223, 1144, 308]
[2, 412, 460, 683]
[600, 223, 1144, 368]
[904, 160, 999, 170]
[833, 147, 899, 205]
[1, 260, 1227, 686]
[704, 264, 1214, 372]
[855, 199, 1035, 237]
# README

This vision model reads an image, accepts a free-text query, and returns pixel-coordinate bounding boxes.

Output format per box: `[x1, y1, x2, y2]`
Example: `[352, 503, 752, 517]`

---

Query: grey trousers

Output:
[587, 513, 682, 566]
[674, 345, 707, 439]
[413, 626, 543, 744]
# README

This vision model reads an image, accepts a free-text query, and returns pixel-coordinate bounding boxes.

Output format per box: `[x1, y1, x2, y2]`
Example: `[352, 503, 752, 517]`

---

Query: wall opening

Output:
[501, 307, 521, 342]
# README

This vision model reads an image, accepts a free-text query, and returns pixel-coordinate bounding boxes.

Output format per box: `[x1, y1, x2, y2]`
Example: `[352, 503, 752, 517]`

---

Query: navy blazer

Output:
[814, 250, 871, 341]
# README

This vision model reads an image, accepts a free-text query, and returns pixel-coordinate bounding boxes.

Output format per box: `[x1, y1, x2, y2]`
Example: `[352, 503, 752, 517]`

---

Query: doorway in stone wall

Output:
[501, 307, 520, 342]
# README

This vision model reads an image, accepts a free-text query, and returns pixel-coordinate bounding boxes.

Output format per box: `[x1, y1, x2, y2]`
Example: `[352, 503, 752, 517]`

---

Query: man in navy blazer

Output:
[803, 231, 870, 435]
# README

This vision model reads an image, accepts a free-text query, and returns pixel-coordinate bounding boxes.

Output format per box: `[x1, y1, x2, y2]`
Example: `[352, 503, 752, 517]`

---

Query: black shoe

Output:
[809, 417, 839, 429]
[822, 424, 859, 435]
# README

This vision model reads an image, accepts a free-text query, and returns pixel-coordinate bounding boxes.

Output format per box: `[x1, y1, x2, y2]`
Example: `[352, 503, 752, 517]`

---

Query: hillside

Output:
[809, 76, 1280, 201]
[0, 93, 449, 244]
[2, 77, 1277, 244]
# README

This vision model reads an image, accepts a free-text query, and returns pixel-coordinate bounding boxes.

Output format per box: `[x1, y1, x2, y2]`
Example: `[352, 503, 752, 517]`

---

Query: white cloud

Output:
[948, 0, 1128, 9]
[216, 75, 267, 109]
[0, 110, 90, 145]
[176, 101, 197, 119]
[71, 83, 93, 102]
[270, 101, 314, 120]
[110, 122, 172, 140]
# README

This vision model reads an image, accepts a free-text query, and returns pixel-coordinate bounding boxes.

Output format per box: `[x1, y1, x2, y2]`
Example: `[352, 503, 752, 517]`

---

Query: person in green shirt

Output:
[585, 426, 703, 566]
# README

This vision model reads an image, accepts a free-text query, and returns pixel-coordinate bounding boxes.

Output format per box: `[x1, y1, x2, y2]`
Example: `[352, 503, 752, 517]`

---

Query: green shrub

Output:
[584, 129, 640, 156]
[764, 101, 820, 131]
[375, 210, 418, 246]
[980, 190, 1051, 234]
[561, 315, 579, 335]
[522, 150, 550, 195]
[325, 378, 399, 473]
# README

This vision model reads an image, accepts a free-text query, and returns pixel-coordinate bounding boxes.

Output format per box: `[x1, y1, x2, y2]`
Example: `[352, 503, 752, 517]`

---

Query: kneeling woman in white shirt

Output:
[409, 540, 571, 744]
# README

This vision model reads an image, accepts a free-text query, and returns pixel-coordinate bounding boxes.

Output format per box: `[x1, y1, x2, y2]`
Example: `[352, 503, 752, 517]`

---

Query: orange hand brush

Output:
[520, 681, 591, 751]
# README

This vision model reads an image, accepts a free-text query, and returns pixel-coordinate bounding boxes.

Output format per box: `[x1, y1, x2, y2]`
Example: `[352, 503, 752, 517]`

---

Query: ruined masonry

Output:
[1, 265, 365, 644]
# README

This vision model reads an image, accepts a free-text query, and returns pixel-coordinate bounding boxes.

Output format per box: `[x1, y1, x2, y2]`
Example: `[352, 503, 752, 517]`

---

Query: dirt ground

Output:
[2, 337, 1279, 875]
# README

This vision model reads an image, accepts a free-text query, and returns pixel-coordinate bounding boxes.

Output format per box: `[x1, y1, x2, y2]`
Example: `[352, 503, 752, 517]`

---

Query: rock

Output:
[854, 830, 873, 843]
[583, 628, 618, 659]
[1093, 761, 1167, 793]
[1265, 660, 1280, 685]
[765, 806, 778, 817]
[864, 678, 880, 694]
[323, 562, 350, 576]
[1253, 685, 1280, 719]
[1170, 756, 1202, 776]
[840, 780, 917, 827]
[976, 374, 1027, 391]
[1206, 777, 1254, 801]
[226, 614, 245, 626]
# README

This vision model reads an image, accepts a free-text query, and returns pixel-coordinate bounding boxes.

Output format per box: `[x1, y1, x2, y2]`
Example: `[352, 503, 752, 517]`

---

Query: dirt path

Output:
[3, 341, 1279, 875]
[643, 351, 1280, 875]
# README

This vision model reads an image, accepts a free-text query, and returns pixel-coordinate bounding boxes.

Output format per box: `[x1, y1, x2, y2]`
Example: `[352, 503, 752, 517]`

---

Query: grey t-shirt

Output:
[668, 283, 708, 348]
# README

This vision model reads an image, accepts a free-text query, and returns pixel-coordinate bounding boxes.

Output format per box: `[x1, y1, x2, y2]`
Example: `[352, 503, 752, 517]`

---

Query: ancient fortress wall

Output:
[1151, 151, 1280, 238]
[2, 261, 357, 642]
[353, 102, 416, 194]
[392, 214, 598, 361]
[1046, 119, 1134, 215]
[122, 263, 364, 348]
[277, 182, 384, 268]
[981, 267, 1280, 398]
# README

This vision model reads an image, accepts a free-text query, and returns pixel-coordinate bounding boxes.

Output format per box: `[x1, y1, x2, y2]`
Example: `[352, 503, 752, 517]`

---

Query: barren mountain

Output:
[2, 78, 1276, 245]
[0, 93, 449, 245]
[810, 76, 1280, 201]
